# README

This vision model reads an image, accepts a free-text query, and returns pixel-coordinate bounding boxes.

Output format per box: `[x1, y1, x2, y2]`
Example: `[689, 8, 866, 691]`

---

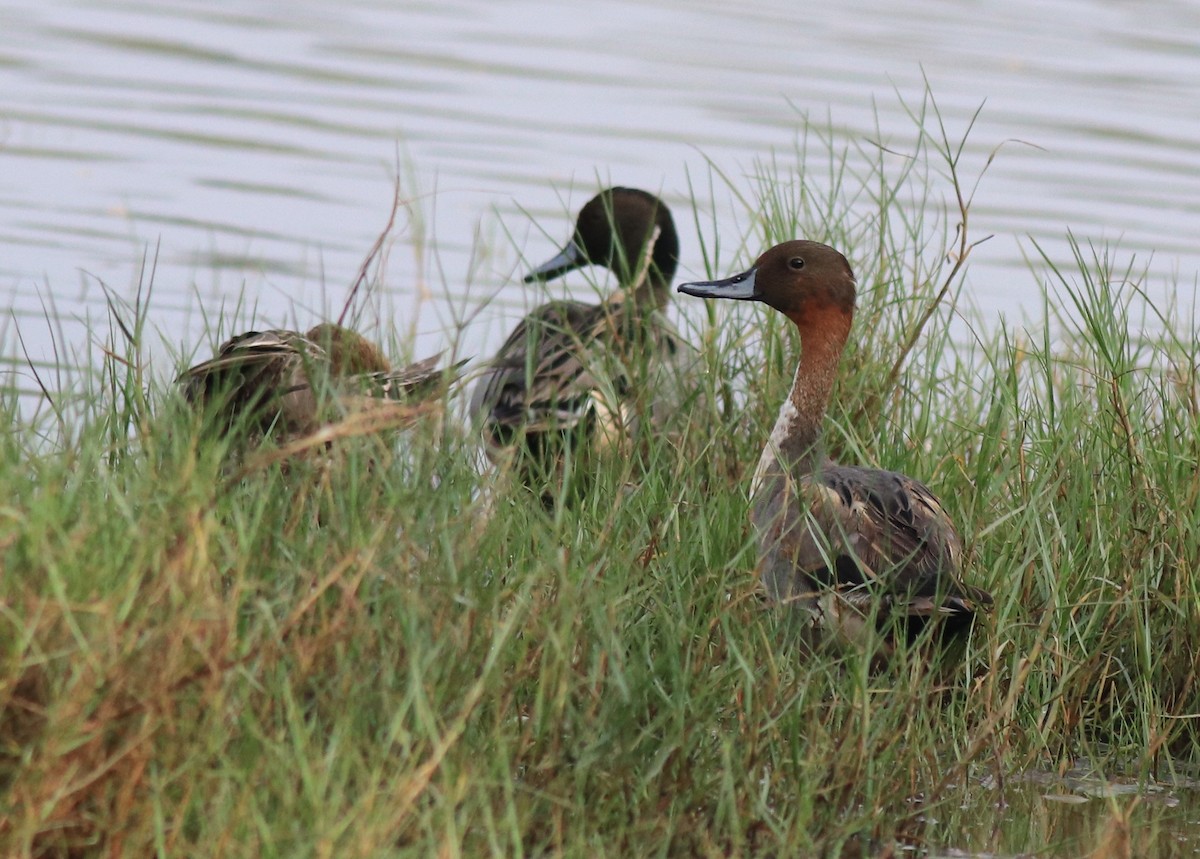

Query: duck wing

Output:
[352, 352, 464, 401]
[470, 300, 624, 439]
[179, 329, 321, 408]
[754, 464, 990, 625]
[322, 354, 463, 435]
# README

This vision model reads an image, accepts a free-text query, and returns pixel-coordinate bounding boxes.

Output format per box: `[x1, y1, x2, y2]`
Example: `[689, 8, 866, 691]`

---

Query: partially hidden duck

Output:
[180, 322, 457, 443]
[678, 240, 992, 651]
[471, 187, 700, 494]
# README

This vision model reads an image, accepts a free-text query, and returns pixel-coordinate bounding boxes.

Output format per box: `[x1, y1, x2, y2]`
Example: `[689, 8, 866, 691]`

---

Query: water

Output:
[4, 0, 1200, 398]
[932, 760, 1200, 856]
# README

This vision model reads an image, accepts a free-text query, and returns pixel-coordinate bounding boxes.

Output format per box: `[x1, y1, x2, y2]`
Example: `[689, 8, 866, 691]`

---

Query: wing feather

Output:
[181, 329, 454, 440]
[471, 299, 690, 443]
[752, 463, 990, 632]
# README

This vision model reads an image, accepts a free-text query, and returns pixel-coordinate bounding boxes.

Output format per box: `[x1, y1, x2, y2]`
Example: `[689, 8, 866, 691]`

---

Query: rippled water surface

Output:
[4, 1, 1200, 852]
[3, 0, 1200, 384]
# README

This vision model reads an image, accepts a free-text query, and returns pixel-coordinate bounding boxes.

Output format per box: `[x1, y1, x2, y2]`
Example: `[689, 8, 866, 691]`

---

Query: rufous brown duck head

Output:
[676, 240, 855, 328]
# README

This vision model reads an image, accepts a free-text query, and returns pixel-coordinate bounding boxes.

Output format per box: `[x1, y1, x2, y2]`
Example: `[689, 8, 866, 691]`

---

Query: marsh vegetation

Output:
[3, 104, 1199, 857]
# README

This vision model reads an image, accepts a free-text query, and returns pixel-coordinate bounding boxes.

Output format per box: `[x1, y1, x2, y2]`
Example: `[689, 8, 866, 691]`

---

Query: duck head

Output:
[676, 240, 856, 327]
[524, 187, 679, 288]
[306, 323, 391, 376]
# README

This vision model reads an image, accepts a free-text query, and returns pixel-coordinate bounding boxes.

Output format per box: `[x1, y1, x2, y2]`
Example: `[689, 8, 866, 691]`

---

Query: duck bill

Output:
[676, 267, 760, 301]
[524, 240, 588, 283]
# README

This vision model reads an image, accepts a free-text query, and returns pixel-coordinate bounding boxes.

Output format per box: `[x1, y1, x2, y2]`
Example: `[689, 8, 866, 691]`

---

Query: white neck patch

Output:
[750, 395, 801, 498]
[631, 224, 662, 292]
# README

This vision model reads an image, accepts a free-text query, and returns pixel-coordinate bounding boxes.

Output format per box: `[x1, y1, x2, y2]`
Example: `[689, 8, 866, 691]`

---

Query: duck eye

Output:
[788, 257, 805, 270]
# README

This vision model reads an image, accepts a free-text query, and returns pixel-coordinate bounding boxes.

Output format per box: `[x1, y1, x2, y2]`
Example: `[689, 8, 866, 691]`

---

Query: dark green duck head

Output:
[524, 187, 679, 300]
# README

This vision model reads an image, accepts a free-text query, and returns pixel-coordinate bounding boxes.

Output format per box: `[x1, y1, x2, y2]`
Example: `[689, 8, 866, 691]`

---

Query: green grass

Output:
[3, 94, 1200, 856]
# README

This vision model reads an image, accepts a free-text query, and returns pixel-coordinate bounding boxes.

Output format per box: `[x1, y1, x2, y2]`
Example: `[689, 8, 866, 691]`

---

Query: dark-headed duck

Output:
[471, 187, 700, 495]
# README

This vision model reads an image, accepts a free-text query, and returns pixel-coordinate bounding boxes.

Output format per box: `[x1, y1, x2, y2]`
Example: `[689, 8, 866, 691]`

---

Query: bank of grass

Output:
[4, 104, 1200, 856]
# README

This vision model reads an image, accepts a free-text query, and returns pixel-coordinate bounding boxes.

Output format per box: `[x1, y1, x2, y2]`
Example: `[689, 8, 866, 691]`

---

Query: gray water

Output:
[3, 0, 1200, 390]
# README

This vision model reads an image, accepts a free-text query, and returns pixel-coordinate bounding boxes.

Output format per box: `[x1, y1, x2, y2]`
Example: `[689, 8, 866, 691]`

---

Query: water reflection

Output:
[930, 759, 1200, 856]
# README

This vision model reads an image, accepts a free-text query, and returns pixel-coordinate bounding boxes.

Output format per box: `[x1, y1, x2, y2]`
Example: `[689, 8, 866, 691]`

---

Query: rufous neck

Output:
[751, 309, 851, 492]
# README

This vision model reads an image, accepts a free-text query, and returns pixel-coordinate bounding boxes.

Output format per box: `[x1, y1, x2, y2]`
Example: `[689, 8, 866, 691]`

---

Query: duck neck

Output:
[627, 225, 678, 311]
[751, 309, 851, 494]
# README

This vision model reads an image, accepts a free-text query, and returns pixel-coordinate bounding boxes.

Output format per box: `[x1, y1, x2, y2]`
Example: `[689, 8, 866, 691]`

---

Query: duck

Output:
[470, 187, 700, 494]
[180, 322, 456, 443]
[677, 240, 992, 651]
